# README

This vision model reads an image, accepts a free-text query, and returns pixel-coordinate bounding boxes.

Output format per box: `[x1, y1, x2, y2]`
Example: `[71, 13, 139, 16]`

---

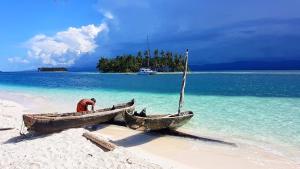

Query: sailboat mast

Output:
[147, 34, 150, 67]
[178, 49, 189, 114]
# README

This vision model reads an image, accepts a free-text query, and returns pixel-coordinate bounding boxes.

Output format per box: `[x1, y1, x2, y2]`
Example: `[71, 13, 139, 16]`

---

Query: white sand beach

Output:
[0, 99, 165, 169]
[0, 92, 299, 169]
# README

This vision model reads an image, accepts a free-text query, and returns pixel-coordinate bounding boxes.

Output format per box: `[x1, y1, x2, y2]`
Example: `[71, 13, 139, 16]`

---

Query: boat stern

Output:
[22, 114, 36, 129]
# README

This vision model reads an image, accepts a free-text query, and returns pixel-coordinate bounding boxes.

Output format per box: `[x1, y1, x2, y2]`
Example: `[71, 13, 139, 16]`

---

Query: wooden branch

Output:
[83, 132, 117, 151]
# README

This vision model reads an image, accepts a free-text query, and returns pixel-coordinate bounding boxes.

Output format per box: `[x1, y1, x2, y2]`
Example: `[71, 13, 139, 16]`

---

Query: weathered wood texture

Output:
[83, 132, 117, 151]
[123, 111, 193, 131]
[23, 100, 135, 133]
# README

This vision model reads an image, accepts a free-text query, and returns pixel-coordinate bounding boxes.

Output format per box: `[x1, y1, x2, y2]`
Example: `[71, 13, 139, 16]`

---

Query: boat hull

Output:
[137, 72, 157, 75]
[23, 100, 135, 133]
[123, 111, 193, 131]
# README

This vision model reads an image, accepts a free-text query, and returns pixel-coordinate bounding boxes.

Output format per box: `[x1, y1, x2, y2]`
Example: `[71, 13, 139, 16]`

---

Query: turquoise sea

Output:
[0, 71, 299, 159]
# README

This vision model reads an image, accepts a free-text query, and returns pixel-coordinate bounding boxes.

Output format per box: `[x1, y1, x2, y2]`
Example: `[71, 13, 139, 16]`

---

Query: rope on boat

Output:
[19, 120, 26, 136]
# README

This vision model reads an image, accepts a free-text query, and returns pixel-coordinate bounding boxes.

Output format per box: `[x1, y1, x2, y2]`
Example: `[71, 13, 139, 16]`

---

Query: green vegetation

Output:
[97, 49, 187, 72]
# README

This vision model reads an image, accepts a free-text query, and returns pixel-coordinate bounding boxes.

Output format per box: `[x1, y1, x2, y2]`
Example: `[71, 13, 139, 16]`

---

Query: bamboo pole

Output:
[83, 132, 117, 151]
[178, 49, 189, 114]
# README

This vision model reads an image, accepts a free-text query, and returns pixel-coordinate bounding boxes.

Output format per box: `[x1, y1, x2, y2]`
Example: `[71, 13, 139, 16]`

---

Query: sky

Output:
[0, 0, 300, 71]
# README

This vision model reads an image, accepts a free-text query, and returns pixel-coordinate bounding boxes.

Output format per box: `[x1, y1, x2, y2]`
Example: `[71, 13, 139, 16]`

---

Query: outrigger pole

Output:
[178, 49, 189, 114]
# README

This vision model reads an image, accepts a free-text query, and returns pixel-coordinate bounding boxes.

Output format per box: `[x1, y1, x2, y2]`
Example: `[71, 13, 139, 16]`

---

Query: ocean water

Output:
[0, 71, 299, 159]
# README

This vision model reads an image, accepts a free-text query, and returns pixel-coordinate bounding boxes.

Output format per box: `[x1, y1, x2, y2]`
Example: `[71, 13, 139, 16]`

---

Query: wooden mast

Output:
[147, 34, 150, 67]
[178, 49, 189, 114]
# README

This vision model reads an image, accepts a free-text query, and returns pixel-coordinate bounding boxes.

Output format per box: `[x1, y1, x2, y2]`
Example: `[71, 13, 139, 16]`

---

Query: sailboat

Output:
[138, 35, 157, 75]
[137, 67, 156, 75]
[124, 49, 193, 131]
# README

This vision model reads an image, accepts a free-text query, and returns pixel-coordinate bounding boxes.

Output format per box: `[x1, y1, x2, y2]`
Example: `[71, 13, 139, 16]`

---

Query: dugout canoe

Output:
[123, 110, 193, 131]
[23, 99, 135, 133]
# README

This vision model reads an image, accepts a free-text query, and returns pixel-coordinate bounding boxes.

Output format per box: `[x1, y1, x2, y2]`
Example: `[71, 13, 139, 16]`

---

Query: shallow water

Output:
[0, 71, 299, 160]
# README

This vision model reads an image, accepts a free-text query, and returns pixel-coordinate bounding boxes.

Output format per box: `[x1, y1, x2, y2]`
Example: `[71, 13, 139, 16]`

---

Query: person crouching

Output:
[76, 98, 96, 113]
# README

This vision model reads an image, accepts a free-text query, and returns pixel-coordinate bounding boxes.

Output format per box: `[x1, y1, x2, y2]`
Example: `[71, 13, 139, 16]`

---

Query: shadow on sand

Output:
[110, 127, 236, 148]
[4, 123, 111, 144]
[3, 132, 53, 144]
[158, 129, 237, 147]
[112, 132, 161, 147]
[0, 127, 14, 131]
[106, 121, 236, 147]
[3, 123, 236, 148]
[84, 124, 109, 132]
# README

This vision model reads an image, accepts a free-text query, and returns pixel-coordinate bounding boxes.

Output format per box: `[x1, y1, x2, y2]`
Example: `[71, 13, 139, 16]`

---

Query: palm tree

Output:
[144, 50, 150, 67]
[154, 49, 159, 58]
[96, 49, 188, 73]
[137, 51, 142, 58]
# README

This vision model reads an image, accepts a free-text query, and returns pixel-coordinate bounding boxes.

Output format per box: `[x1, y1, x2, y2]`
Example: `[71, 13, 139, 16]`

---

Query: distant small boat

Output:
[23, 99, 135, 133]
[123, 111, 193, 131]
[137, 68, 157, 75]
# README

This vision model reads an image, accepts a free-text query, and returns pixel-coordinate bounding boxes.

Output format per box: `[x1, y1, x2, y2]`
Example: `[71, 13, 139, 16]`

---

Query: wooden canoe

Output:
[23, 99, 135, 133]
[123, 110, 193, 131]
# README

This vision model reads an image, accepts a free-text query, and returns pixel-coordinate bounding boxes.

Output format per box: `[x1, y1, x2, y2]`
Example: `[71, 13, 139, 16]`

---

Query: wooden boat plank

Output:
[27, 107, 133, 121]
[123, 111, 193, 131]
[23, 100, 135, 133]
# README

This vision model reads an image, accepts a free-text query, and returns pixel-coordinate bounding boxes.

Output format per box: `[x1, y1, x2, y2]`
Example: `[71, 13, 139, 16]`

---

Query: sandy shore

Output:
[0, 92, 299, 169]
[0, 99, 166, 169]
[89, 125, 299, 169]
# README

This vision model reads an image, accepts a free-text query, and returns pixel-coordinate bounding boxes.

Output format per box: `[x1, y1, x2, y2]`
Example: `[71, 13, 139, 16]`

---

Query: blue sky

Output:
[0, 0, 300, 71]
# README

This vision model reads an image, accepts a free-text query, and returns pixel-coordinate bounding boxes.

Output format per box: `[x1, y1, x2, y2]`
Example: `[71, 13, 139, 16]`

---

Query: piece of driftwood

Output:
[83, 132, 117, 151]
[0, 127, 14, 131]
[23, 99, 135, 133]
[123, 110, 193, 131]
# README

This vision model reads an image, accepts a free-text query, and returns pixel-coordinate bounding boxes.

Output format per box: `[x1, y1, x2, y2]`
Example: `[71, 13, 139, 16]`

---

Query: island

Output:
[38, 67, 68, 72]
[96, 49, 188, 73]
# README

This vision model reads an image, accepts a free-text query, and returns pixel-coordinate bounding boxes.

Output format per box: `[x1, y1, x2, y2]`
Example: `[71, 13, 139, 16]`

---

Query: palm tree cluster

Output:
[97, 49, 187, 72]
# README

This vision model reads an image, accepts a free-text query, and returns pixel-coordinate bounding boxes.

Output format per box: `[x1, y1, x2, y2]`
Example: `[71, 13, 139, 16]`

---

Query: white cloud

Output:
[26, 23, 108, 66]
[8, 57, 29, 64]
[96, 7, 115, 20]
[104, 11, 114, 20]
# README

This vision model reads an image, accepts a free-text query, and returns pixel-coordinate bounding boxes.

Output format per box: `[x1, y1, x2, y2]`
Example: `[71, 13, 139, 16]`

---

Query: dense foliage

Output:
[96, 49, 187, 72]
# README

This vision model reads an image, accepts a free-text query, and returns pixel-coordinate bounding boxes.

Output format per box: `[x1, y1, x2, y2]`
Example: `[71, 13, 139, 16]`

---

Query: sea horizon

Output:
[3, 69, 300, 74]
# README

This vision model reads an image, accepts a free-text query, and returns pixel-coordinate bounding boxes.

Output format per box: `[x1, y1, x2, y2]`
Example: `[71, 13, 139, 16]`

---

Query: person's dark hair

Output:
[91, 98, 96, 103]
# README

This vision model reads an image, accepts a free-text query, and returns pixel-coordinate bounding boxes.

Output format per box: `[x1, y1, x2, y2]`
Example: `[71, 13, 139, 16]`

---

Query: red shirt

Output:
[76, 99, 95, 112]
